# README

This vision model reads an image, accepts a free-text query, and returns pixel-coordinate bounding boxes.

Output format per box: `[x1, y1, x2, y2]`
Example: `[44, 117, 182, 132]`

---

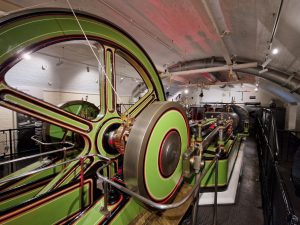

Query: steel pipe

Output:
[167, 62, 257, 76]
[168, 58, 300, 96]
[202, 127, 220, 150]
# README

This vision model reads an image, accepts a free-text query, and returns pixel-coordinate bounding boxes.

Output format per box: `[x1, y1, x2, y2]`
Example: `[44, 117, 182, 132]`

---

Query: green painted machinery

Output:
[0, 8, 244, 225]
[183, 115, 243, 190]
[0, 8, 189, 225]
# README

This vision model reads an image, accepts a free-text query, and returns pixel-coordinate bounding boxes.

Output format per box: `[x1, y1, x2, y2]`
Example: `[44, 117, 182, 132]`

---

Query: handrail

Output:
[274, 161, 297, 220]
[0, 149, 42, 158]
[96, 156, 218, 210]
[0, 141, 75, 166]
[271, 113, 280, 157]
[258, 111, 298, 223]
[31, 135, 72, 146]
[0, 127, 40, 133]
[0, 153, 110, 184]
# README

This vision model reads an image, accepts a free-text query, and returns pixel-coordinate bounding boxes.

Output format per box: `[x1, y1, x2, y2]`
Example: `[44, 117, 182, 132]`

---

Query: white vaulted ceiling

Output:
[1, 0, 300, 103]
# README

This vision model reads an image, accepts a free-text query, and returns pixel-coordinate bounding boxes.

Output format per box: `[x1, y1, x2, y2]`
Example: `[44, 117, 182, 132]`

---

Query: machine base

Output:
[198, 143, 244, 205]
[129, 184, 193, 225]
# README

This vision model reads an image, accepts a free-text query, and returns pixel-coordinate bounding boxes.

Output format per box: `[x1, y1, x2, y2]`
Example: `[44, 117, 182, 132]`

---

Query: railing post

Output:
[213, 155, 219, 225]
[191, 173, 201, 225]
[9, 129, 13, 173]
[100, 180, 110, 215]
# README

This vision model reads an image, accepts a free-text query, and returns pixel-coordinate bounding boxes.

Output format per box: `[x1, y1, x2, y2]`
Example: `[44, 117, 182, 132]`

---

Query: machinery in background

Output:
[184, 105, 248, 191]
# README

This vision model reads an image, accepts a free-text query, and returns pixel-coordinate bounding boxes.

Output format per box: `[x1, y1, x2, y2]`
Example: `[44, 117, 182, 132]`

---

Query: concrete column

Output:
[285, 103, 298, 130]
[296, 104, 300, 131]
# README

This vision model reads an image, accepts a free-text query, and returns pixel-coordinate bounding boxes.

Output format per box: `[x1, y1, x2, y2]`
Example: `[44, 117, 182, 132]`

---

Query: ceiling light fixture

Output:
[254, 87, 258, 92]
[22, 53, 31, 60]
[261, 57, 272, 68]
[272, 48, 279, 55]
[184, 88, 189, 94]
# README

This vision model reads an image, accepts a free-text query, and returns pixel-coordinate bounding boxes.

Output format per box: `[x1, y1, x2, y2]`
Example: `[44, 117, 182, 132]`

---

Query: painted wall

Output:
[168, 84, 283, 107]
[296, 105, 300, 131]
[285, 104, 298, 130]
[0, 52, 145, 130]
[5, 53, 142, 102]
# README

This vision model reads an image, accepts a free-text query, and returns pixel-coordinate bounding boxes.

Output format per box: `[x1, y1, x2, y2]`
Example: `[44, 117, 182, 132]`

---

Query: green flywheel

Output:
[123, 101, 190, 203]
[44, 100, 99, 143]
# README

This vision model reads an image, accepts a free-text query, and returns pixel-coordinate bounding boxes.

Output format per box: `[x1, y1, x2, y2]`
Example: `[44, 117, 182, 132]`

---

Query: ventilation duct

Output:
[168, 58, 300, 96]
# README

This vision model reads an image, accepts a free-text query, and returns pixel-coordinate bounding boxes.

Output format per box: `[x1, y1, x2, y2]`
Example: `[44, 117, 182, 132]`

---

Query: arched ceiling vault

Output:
[1, 0, 300, 102]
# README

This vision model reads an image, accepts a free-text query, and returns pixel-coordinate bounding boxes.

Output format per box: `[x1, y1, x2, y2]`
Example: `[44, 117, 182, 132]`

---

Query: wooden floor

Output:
[182, 137, 264, 225]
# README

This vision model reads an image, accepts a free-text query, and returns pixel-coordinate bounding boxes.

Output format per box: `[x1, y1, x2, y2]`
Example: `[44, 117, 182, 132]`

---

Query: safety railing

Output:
[0, 151, 111, 215]
[0, 152, 110, 184]
[0, 127, 41, 156]
[0, 127, 44, 174]
[96, 154, 220, 225]
[257, 109, 298, 225]
[0, 136, 75, 168]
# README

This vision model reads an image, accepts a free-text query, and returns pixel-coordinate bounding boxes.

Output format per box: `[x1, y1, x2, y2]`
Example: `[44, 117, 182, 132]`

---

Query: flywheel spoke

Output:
[0, 83, 92, 135]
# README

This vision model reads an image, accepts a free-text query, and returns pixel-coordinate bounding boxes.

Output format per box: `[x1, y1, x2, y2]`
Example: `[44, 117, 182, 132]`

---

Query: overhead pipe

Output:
[268, 0, 284, 51]
[200, 0, 238, 80]
[240, 67, 300, 94]
[201, 0, 232, 65]
[168, 58, 300, 95]
[167, 62, 257, 76]
[261, 0, 284, 68]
